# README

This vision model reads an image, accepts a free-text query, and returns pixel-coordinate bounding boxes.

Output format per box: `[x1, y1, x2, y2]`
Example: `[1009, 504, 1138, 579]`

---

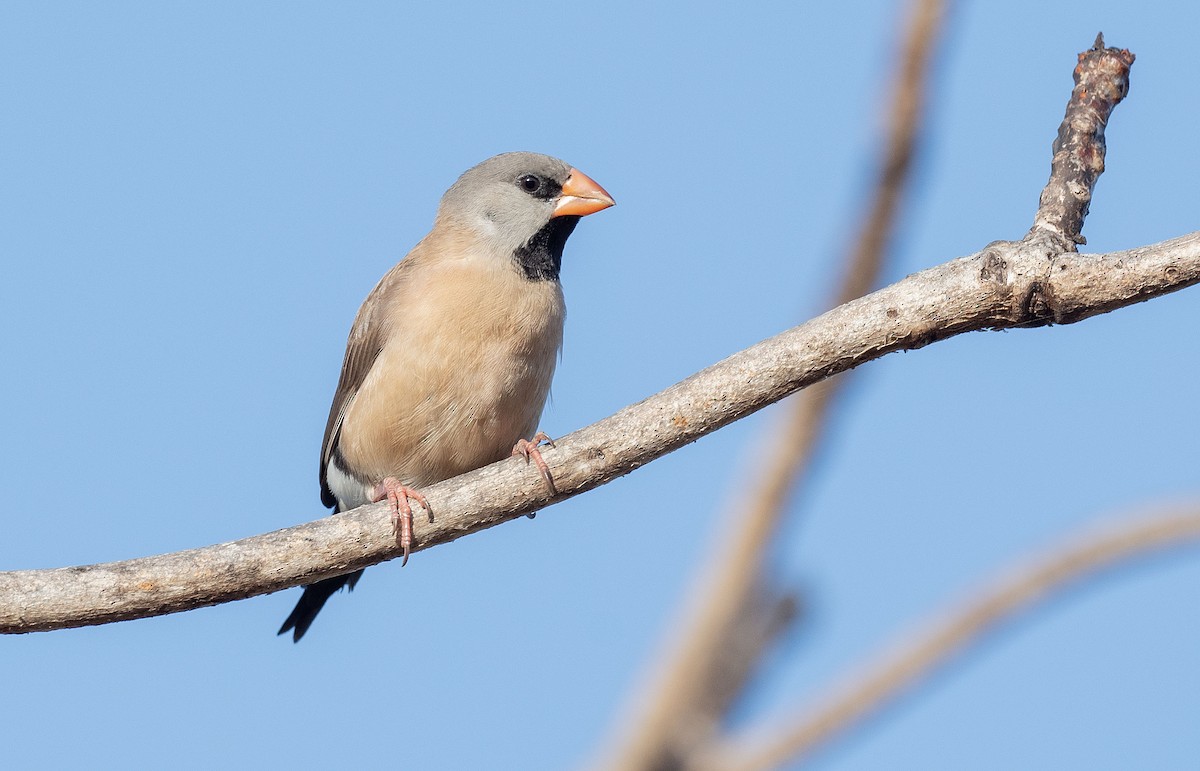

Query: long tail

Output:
[277, 569, 364, 642]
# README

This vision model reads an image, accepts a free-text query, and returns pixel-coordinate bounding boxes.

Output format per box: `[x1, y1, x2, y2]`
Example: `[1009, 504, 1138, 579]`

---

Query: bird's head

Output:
[435, 152, 614, 281]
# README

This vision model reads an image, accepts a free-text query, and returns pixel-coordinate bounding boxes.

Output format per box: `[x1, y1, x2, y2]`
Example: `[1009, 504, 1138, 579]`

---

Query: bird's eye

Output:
[518, 175, 542, 194]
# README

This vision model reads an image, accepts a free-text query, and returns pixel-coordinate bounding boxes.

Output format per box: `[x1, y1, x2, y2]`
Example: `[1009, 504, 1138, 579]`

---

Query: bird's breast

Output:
[338, 258, 566, 489]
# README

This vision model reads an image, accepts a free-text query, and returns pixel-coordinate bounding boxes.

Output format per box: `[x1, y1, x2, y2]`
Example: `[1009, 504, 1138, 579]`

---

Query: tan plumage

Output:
[280, 152, 614, 641]
[326, 232, 565, 497]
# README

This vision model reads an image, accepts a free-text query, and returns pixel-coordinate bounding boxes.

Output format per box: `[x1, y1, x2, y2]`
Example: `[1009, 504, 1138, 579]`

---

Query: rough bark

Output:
[1, 230, 1197, 633]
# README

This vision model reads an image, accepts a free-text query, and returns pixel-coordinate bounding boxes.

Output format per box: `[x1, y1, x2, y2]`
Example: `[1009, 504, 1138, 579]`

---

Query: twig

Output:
[704, 506, 1200, 771]
[1029, 33, 1136, 247]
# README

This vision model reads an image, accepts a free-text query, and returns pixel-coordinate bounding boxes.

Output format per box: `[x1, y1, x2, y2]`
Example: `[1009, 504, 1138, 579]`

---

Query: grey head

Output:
[434, 152, 615, 281]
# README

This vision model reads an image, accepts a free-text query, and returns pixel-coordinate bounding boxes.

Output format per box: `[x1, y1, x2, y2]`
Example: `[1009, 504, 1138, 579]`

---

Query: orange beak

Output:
[552, 168, 615, 218]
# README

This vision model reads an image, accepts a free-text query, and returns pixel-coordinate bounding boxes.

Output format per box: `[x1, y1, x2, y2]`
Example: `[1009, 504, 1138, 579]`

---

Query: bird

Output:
[278, 152, 615, 641]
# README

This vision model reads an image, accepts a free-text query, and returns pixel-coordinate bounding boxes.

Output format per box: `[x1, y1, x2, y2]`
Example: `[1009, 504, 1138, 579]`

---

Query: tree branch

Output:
[703, 506, 1200, 771]
[0, 35, 1181, 637]
[3, 229, 1198, 634]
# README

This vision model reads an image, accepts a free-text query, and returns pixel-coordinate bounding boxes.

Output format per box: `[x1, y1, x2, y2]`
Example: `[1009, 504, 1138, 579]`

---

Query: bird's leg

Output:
[371, 477, 431, 567]
[513, 431, 557, 495]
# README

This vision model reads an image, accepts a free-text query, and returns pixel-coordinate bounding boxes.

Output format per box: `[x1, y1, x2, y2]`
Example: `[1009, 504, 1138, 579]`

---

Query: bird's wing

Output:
[318, 257, 415, 508]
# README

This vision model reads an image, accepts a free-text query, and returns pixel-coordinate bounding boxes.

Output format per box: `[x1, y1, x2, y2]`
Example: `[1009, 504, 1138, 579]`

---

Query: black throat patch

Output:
[513, 215, 580, 281]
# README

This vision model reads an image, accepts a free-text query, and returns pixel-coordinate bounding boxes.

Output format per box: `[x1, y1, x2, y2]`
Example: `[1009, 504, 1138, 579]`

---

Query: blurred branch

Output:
[596, 0, 950, 767]
[597, 30, 1143, 771]
[704, 506, 1200, 771]
[0, 35, 1185, 638]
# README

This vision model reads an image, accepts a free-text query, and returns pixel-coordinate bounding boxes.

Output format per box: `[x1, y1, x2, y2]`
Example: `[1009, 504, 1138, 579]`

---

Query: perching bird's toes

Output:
[513, 431, 557, 495]
[372, 477, 431, 567]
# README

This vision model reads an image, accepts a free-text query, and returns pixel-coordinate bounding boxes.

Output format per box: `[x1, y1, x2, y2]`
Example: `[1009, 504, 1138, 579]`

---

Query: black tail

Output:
[277, 569, 364, 642]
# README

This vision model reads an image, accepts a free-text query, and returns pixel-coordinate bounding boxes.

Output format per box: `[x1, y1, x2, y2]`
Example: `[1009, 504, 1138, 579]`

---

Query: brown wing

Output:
[318, 258, 414, 508]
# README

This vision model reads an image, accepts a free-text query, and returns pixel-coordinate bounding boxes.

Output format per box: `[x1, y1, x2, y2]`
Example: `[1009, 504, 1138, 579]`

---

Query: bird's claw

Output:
[372, 477, 431, 567]
[513, 431, 557, 495]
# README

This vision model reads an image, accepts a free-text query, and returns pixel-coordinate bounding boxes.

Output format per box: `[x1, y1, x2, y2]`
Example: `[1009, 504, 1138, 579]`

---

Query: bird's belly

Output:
[338, 296, 563, 489]
[406, 351, 552, 482]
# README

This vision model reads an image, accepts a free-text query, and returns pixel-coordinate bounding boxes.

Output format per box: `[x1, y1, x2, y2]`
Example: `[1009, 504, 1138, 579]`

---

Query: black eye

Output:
[518, 174, 541, 194]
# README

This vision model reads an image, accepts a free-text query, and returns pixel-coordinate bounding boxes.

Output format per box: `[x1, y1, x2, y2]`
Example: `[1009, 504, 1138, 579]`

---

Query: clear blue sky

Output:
[3, 2, 1198, 769]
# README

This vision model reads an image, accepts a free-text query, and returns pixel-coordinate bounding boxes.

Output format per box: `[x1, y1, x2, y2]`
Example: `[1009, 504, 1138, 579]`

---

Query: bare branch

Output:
[3, 228, 1197, 631]
[0, 33, 1182, 639]
[594, 0, 950, 766]
[1029, 33, 1136, 248]
[704, 506, 1200, 771]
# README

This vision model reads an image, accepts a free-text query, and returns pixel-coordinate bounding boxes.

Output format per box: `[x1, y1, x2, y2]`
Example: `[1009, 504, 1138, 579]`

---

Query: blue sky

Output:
[2, 2, 1198, 769]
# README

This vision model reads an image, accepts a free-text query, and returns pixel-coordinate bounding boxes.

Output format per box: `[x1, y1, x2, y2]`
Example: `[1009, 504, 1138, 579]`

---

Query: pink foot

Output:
[372, 477, 431, 567]
[513, 431, 557, 495]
